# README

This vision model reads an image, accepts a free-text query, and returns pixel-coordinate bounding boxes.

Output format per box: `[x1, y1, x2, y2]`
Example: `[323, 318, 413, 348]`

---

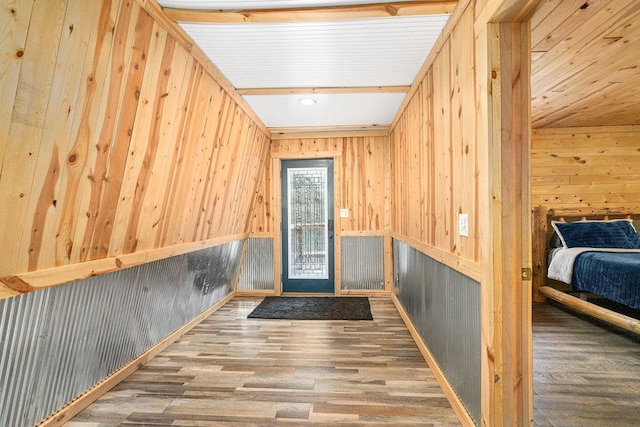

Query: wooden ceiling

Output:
[531, 0, 640, 128]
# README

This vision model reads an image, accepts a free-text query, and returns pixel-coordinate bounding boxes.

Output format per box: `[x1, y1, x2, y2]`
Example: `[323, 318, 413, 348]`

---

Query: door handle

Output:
[328, 219, 334, 239]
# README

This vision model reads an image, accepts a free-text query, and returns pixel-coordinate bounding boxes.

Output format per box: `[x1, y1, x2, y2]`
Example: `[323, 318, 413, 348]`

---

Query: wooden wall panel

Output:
[86, 3, 155, 261]
[450, 7, 478, 259]
[253, 134, 389, 235]
[390, 119, 405, 235]
[0, 1, 34, 174]
[421, 78, 435, 245]
[432, 40, 453, 252]
[0, 0, 270, 291]
[271, 136, 342, 158]
[248, 144, 272, 234]
[406, 84, 423, 240]
[0, 0, 70, 275]
[389, 5, 479, 267]
[532, 126, 640, 211]
[24, 0, 111, 271]
[340, 136, 388, 232]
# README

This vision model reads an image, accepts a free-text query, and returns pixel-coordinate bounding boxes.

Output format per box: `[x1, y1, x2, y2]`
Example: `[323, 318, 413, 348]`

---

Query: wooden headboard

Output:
[531, 206, 640, 302]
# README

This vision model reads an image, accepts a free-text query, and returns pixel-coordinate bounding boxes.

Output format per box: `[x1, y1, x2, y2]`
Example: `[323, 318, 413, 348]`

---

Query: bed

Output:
[532, 206, 640, 333]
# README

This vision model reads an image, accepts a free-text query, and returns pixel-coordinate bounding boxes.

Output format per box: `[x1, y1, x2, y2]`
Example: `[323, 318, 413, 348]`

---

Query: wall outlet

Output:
[458, 213, 469, 237]
[340, 208, 349, 218]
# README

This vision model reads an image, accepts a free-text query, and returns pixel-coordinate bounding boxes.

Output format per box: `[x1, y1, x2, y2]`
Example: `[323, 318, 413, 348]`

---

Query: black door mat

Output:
[247, 296, 373, 320]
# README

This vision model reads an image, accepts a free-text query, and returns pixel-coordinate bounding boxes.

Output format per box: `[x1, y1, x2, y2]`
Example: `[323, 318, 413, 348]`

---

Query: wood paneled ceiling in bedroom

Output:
[531, 0, 640, 128]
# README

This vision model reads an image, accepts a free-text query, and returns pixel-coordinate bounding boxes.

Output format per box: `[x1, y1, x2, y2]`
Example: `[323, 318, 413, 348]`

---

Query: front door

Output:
[281, 159, 334, 293]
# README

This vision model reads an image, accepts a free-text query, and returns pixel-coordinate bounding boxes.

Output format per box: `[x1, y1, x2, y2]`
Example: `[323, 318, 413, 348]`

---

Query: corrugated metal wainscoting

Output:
[236, 237, 275, 291]
[341, 236, 384, 291]
[0, 241, 243, 427]
[393, 239, 481, 425]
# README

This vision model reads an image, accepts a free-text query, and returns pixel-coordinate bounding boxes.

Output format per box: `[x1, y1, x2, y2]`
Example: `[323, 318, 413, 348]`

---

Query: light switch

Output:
[458, 213, 469, 237]
[340, 208, 350, 218]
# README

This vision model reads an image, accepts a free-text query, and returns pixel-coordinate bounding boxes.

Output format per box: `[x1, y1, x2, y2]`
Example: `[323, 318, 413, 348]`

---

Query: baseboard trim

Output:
[39, 292, 235, 426]
[391, 293, 475, 427]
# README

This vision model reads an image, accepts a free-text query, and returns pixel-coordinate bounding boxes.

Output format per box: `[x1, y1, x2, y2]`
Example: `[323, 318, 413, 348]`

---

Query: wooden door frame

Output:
[271, 153, 343, 296]
[279, 158, 336, 294]
[477, 1, 540, 425]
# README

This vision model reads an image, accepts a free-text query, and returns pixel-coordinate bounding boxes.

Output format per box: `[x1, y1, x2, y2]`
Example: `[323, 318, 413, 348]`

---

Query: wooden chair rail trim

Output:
[391, 232, 482, 281]
[392, 293, 475, 426]
[38, 292, 235, 427]
[340, 230, 389, 237]
[246, 232, 273, 239]
[0, 233, 249, 301]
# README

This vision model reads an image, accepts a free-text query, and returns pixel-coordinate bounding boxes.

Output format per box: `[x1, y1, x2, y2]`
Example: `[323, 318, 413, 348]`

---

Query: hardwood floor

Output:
[69, 297, 461, 426]
[533, 302, 640, 426]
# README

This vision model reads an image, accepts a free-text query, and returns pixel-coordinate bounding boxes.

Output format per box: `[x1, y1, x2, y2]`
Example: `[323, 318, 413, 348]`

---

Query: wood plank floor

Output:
[533, 302, 640, 426]
[69, 297, 461, 426]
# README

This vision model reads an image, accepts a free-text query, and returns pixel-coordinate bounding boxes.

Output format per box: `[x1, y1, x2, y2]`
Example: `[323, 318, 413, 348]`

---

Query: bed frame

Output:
[532, 206, 640, 334]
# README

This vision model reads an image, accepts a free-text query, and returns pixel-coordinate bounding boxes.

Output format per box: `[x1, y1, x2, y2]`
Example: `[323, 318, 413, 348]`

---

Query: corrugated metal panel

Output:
[0, 241, 243, 427]
[341, 236, 384, 291]
[179, 15, 450, 89]
[237, 238, 275, 291]
[393, 239, 481, 425]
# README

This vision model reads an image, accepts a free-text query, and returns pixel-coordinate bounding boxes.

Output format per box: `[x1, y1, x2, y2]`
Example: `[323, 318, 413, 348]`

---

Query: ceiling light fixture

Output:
[299, 98, 317, 106]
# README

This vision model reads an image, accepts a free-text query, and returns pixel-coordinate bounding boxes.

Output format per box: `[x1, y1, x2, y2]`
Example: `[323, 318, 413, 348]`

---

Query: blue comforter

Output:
[572, 252, 640, 309]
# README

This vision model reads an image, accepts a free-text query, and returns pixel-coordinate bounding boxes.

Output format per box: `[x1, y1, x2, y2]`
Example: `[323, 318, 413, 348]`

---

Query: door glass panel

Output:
[287, 167, 328, 279]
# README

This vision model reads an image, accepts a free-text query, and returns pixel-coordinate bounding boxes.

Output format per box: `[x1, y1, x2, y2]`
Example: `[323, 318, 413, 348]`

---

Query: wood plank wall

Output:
[250, 133, 390, 236]
[0, 0, 270, 298]
[389, 1, 535, 425]
[389, 4, 480, 279]
[532, 126, 640, 212]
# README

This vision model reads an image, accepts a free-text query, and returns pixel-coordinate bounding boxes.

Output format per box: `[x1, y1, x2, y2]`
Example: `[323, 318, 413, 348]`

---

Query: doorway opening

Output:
[280, 158, 335, 293]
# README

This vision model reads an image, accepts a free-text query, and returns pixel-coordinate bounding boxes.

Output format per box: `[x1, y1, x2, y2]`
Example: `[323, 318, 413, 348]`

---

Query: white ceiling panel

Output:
[179, 15, 450, 88]
[159, 1, 452, 130]
[243, 93, 405, 128]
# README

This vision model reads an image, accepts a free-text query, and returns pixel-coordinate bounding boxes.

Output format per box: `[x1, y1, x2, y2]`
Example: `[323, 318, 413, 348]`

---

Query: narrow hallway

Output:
[69, 298, 460, 426]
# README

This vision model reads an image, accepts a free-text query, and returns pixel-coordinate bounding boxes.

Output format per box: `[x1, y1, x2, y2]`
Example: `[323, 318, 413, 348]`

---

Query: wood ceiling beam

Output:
[271, 129, 390, 139]
[163, 1, 457, 23]
[236, 86, 410, 95]
[269, 124, 390, 135]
